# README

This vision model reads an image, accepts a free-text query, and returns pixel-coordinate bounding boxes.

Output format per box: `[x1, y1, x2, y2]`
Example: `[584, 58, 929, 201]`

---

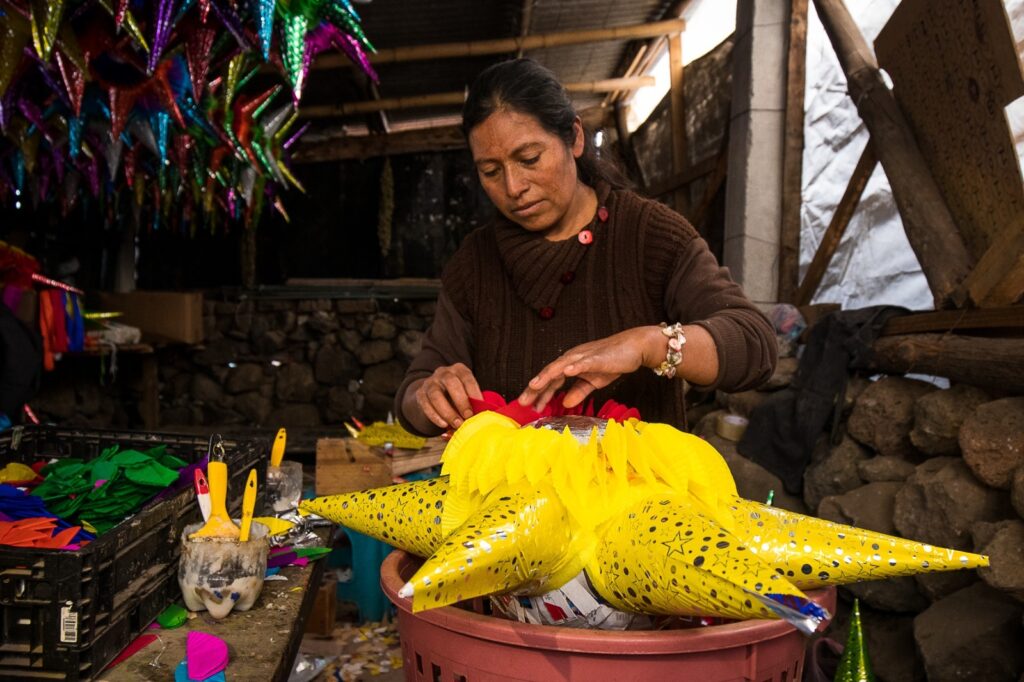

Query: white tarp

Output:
[802, 0, 1024, 311]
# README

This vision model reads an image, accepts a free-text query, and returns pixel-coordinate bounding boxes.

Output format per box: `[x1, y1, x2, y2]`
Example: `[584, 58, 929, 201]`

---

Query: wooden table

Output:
[100, 529, 332, 682]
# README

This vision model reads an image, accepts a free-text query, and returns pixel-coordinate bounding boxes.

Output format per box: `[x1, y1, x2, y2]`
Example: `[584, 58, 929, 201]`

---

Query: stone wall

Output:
[31, 293, 433, 429]
[156, 294, 435, 429]
[697, 352, 1024, 681]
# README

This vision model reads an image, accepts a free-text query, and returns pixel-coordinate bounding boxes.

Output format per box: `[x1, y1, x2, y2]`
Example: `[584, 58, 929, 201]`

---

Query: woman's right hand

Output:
[412, 363, 482, 430]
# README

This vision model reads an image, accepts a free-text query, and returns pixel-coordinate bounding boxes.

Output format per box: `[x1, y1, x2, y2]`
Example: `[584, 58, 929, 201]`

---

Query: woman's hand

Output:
[517, 327, 665, 411]
[410, 363, 483, 431]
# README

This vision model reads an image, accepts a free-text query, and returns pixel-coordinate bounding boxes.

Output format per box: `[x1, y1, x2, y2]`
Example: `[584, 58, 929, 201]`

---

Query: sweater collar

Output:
[494, 182, 613, 312]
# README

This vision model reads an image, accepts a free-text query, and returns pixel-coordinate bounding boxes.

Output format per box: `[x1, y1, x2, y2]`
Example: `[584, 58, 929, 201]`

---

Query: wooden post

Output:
[778, 0, 809, 304]
[869, 334, 1024, 394]
[812, 0, 974, 308]
[795, 141, 878, 306]
[667, 31, 688, 215]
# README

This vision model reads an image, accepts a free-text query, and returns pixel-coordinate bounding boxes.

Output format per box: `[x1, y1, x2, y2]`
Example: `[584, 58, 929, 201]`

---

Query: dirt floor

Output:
[299, 614, 405, 682]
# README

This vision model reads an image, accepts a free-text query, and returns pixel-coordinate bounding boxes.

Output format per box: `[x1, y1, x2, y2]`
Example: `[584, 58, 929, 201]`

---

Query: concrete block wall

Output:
[723, 0, 790, 305]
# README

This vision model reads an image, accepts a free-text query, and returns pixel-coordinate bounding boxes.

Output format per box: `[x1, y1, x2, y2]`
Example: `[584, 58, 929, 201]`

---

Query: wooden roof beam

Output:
[291, 106, 613, 162]
[299, 76, 655, 119]
[314, 19, 686, 70]
[604, 0, 693, 108]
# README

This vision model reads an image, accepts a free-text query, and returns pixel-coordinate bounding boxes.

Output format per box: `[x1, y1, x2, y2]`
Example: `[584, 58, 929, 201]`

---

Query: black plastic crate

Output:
[0, 426, 268, 681]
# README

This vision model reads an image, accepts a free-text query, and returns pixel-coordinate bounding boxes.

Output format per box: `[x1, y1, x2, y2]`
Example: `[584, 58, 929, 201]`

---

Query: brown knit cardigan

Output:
[395, 182, 777, 433]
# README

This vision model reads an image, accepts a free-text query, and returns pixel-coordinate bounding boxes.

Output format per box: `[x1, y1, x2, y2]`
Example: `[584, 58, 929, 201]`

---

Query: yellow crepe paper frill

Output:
[302, 413, 988, 633]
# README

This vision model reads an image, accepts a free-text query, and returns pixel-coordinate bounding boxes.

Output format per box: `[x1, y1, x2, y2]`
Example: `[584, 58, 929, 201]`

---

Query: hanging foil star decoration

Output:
[0, 13, 31, 100]
[325, 0, 373, 53]
[835, 600, 876, 682]
[302, 404, 990, 634]
[184, 22, 217, 103]
[150, 110, 170, 166]
[104, 135, 124, 181]
[0, 0, 374, 232]
[208, 0, 252, 51]
[147, 0, 179, 74]
[97, 0, 151, 52]
[123, 142, 137, 187]
[114, 0, 130, 28]
[108, 85, 140, 142]
[29, 0, 66, 61]
[231, 85, 280, 167]
[54, 49, 85, 116]
[257, 0, 276, 61]
[279, 0, 311, 102]
[67, 115, 83, 159]
[307, 23, 377, 85]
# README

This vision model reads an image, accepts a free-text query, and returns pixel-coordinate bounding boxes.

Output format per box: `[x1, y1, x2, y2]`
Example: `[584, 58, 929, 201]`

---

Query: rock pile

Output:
[707, 360, 1024, 681]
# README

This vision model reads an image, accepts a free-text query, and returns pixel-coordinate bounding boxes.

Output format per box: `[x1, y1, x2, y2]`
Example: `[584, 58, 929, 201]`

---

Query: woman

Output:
[396, 58, 776, 435]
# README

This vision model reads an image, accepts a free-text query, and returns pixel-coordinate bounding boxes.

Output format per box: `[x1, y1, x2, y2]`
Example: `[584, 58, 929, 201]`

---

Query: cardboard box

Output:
[95, 291, 204, 344]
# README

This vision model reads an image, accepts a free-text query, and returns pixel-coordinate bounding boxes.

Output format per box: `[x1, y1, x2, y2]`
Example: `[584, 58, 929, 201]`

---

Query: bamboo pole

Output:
[299, 77, 655, 118]
[314, 19, 687, 70]
[668, 32, 688, 215]
[812, 0, 973, 308]
[292, 125, 466, 163]
[603, 0, 693, 107]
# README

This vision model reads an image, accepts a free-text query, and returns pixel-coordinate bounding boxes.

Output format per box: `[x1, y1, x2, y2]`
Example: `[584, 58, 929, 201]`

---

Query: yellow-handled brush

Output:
[189, 461, 240, 539]
[270, 428, 287, 468]
[238, 470, 258, 542]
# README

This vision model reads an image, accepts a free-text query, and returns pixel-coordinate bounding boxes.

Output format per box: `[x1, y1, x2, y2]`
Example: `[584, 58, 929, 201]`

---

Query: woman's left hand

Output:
[516, 326, 664, 411]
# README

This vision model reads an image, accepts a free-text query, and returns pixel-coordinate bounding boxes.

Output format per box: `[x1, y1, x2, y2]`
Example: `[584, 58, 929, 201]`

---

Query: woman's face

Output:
[468, 109, 586, 239]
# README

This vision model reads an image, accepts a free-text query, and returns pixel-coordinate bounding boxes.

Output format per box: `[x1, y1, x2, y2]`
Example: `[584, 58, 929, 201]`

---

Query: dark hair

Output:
[462, 58, 630, 189]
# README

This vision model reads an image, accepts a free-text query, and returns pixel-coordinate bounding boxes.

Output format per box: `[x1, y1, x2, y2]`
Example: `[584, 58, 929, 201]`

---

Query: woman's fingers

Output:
[561, 375, 605, 408]
[416, 388, 451, 429]
[440, 372, 475, 420]
[531, 377, 566, 412]
[520, 351, 585, 405]
[421, 380, 462, 427]
[416, 363, 483, 429]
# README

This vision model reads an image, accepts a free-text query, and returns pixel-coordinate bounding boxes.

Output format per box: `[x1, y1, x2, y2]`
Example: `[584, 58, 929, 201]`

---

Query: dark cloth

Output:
[737, 306, 908, 495]
[0, 302, 42, 420]
[396, 183, 777, 434]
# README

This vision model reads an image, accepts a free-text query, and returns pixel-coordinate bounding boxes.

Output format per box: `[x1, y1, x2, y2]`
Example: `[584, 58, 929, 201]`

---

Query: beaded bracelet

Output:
[653, 323, 686, 379]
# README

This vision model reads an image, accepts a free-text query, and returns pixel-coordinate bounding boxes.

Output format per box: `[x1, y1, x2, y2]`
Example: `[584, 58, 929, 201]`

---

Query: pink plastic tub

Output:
[380, 550, 836, 682]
